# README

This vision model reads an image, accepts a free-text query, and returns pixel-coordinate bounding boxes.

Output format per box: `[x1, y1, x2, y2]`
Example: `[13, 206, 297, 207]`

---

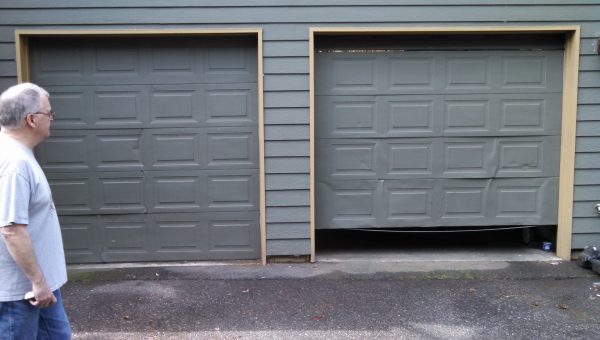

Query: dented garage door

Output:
[315, 36, 563, 230]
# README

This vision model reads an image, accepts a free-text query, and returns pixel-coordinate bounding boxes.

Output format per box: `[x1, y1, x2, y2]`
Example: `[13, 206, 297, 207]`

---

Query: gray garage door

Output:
[315, 35, 563, 230]
[30, 36, 260, 262]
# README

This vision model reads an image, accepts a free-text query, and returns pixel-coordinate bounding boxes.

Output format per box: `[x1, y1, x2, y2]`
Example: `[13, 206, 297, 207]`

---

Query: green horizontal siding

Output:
[0, 1, 598, 252]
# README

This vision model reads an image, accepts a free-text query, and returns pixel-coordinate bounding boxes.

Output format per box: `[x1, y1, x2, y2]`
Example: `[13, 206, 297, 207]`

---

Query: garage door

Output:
[315, 35, 563, 230]
[30, 36, 260, 262]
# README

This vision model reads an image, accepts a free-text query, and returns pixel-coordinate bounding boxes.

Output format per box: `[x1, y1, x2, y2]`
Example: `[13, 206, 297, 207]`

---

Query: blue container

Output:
[542, 242, 553, 251]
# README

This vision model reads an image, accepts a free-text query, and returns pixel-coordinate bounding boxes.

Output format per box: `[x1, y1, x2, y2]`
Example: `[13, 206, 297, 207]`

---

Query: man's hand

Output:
[1, 224, 53, 307]
[30, 280, 56, 307]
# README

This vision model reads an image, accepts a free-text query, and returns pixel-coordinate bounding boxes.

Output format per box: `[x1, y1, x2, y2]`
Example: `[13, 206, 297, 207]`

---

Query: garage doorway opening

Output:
[310, 28, 579, 262]
[316, 226, 558, 262]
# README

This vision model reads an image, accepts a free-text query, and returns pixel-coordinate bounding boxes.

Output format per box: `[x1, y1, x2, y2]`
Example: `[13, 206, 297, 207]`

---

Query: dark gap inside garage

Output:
[316, 226, 557, 260]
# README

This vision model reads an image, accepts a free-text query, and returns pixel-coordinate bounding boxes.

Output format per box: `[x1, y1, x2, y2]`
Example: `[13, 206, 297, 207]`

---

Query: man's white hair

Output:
[0, 82, 49, 129]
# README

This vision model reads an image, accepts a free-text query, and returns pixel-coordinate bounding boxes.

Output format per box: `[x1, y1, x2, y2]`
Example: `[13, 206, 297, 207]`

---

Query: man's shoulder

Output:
[0, 150, 34, 178]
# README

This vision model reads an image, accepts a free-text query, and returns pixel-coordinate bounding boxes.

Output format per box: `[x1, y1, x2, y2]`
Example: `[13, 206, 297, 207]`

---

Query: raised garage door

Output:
[30, 36, 260, 262]
[315, 35, 563, 230]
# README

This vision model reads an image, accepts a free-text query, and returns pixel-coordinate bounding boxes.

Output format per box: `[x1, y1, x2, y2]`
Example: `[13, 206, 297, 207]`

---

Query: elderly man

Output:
[0, 83, 70, 339]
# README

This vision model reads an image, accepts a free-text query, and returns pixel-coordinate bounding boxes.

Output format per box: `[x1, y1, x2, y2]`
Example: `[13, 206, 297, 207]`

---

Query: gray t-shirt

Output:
[0, 133, 67, 301]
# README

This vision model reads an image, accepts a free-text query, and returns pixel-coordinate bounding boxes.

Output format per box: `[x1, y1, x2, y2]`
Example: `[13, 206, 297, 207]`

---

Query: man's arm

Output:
[0, 224, 56, 307]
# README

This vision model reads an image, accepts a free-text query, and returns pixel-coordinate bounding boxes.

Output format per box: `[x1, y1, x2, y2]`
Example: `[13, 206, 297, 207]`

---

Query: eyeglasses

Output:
[34, 110, 55, 119]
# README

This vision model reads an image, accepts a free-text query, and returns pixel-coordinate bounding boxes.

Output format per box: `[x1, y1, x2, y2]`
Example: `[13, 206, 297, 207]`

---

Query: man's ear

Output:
[24, 113, 35, 128]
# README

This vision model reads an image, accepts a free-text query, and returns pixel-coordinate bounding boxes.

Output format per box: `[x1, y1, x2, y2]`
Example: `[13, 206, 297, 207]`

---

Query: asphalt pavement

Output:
[62, 260, 600, 340]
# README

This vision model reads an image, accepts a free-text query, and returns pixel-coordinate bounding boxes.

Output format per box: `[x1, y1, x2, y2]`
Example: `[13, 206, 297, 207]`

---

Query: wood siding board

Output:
[4, 1, 600, 8]
[0, 28, 14, 42]
[266, 141, 310, 157]
[266, 223, 311, 239]
[580, 56, 600, 72]
[265, 108, 309, 125]
[0, 61, 16, 77]
[577, 105, 600, 121]
[266, 239, 310, 256]
[264, 91, 310, 108]
[266, 157, 310, 174]
[264, 75, 309, 92]
[577, 121, 600, 136]
[579, 38, 598, 56]
[579, 72, 600, 88]
[572, 218, 600, 234]
[262, 25, 309, 41]
[572, 234, 600, 249]
[266, 190, 310, 206]
[263, 41, 309, 57]
[579, 88, 600, 104]
[266, 207, 310, 223]
[2, 7, 600, 25]
[0, 43, 15, 60]
[0, 77, 17, 91]
[576, 137, 600, 152]
[266, 174, 310, 191]
[574, 185, 600, 201]
[576, 153, 600, 169]
[573, 201, 600, 217]
[265, 125, 309, 140]
[265, 57, 309, 74]
[575, 170, 600, 185]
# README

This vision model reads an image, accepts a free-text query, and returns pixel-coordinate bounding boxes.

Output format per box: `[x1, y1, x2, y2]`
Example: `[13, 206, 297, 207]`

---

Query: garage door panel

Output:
[316, 139, 379, 181]
[48, 173, 96, 215]
[442, 93, 561, 137]
[91, 85, 149, 128]
[316, 50, 563, 96]
[317, 93, 560, 139]
[206, 211, 260, 259]
[95, 131, 144, 171]
[381, 180, 437, 227]
[60, 216, 103, 263]
[384, 96, 443, 137]
[36, 132, 92, 172]
[496, 136, 560, 177]
[148, 83, 258, 128]
[149, 85, 203, 126]
[439, 179, 491, 225]
[30, 43, 87, 86]
[45, 83, 257, 130]
[99, 214, 151, 262]
[44, 87, 90, 129]
[497, 94, 561, 136]
[315, 53, 381, 95]
[492, 177, 559, 225]
[205, 170, 259, 212]
[144, 128, 204, 170]
[96, 172, 146, 214]
[203, 45, 258, 84]
[146, 171, 203, 213]
[317, 136, 559, 182]
[316, 180, 379, 229]
[441, 138, 496, 178]
[39, 128, 260, 172]
[31, 38, 257, 86]
[146, 169, 259, 213]
[315, 95, 379, 138]
[204, 85, 258, 127]
[99, 212, 259, 262]
[205, 127, 259, 169]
